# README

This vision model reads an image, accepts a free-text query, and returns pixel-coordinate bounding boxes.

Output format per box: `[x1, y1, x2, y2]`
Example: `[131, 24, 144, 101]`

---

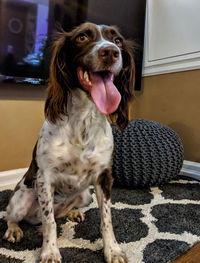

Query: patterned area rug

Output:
[1, 176, 200, 263]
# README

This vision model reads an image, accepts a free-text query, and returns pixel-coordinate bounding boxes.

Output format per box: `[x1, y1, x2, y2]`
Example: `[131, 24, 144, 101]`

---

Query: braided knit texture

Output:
[112, 119, 184, 188]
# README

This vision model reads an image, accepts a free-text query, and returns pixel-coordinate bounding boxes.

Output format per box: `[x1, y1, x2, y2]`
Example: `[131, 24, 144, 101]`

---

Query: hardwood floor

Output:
[171, 242, 200, 263]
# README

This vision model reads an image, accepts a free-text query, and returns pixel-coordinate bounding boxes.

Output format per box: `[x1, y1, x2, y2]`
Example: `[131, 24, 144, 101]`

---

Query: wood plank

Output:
[172, 242, 200, 263]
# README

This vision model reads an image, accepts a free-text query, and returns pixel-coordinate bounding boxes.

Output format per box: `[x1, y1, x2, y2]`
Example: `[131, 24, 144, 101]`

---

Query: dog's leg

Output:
[55, 188, 91, 221]
[37, 170, 61, 263]
[55, 197, 84, 222]
[95, 169, 128, 263]
[4, 184, 35, 243]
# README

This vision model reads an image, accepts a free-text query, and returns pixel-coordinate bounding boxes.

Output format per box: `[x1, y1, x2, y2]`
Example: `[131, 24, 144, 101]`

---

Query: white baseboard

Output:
[0, 161, 200, 190]
[0, 168, 27, 190]
[180, 160, 200, 181]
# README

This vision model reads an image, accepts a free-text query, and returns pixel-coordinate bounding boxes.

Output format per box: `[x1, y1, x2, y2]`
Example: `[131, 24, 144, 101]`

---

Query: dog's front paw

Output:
[67, 210, 85, 223]
[105, 247, 128, 263]
[4, 223, 23, 243]
[40, 245, 61, 263]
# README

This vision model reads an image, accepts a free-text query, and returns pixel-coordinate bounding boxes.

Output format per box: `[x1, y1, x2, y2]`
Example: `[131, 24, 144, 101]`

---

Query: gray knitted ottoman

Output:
[111, 119, 184, 188]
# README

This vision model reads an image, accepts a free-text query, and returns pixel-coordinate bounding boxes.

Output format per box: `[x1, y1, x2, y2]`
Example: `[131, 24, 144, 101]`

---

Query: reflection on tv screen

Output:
[0, 0, 146, 89]
[0, 0, 49, 84]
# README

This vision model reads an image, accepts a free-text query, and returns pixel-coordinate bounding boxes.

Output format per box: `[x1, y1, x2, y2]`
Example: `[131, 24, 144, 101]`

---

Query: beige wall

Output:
[0, 84, 45, 171]
[132, 69, 200, 163]
[0, 69, 200, 171]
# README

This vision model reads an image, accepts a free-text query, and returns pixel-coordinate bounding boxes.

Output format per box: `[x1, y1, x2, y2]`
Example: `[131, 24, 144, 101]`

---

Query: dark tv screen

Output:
[0, 0, 146, 89]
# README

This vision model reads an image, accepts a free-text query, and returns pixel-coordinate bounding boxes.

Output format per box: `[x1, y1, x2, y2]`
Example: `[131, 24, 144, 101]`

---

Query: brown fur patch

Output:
[8, 142, 38, 201]
[24, 142, 38, 188]
[97, 169, 114, 200]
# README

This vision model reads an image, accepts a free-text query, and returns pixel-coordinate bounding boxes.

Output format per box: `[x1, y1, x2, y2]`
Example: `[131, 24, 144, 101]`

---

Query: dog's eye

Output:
[76, 34, 89, 43]
[114, 38, 122, 47]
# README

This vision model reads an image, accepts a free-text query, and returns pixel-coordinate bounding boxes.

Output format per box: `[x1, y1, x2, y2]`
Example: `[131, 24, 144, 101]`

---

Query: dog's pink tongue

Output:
[89, 72, 121, 114]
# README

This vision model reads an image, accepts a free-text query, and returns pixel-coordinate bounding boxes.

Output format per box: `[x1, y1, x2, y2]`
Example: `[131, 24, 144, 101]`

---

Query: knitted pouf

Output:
[111, 119, 184, 188]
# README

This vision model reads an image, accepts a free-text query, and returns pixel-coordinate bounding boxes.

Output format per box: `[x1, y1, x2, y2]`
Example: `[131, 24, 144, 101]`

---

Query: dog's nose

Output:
[98, 46, 119, 64]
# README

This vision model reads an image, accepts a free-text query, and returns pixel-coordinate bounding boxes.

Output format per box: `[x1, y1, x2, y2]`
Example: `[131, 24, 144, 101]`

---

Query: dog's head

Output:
[45, 22, 135, 130]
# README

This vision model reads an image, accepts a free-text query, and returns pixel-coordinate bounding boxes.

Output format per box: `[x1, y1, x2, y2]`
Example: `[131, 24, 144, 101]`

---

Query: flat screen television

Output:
[0, 0, 146, 90]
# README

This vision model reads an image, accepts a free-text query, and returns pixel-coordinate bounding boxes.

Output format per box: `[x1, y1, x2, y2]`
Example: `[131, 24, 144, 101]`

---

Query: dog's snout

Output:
[98, 46, 120, 64]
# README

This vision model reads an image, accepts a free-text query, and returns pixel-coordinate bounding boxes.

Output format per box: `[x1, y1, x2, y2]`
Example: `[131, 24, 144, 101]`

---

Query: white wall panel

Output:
[143, 0, 200, 76]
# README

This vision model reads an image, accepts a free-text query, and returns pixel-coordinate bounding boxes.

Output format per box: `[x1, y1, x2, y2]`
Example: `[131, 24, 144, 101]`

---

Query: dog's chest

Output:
[37, 117, 113, 191]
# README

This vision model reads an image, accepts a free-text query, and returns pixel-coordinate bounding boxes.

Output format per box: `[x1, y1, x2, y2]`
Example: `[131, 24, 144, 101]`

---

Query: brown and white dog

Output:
[4, 22, 135, 263]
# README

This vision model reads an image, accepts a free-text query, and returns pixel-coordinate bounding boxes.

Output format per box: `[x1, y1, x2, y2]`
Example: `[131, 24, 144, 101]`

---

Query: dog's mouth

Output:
[77, 67, 121, 114]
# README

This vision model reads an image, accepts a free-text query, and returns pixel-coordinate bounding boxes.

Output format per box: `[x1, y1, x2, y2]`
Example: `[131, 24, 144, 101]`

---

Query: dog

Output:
[4, 22, 135, 263]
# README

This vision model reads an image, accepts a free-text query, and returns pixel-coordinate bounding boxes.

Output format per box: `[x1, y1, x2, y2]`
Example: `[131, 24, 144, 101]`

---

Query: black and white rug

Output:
[1, 176, 200, 263]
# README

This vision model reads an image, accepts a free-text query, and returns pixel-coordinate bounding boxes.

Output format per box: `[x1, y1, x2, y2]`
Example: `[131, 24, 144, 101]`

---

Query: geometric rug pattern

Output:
[0, 176, 200, 263]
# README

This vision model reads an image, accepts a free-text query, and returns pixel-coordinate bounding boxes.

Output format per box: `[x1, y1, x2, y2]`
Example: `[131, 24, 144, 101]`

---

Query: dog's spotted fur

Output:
[4, 22, 135, 263]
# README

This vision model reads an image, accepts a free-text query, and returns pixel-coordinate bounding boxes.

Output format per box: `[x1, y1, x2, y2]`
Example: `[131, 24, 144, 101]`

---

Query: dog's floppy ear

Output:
[45, 32, 73, 124]
[111, 40, 135, 130]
